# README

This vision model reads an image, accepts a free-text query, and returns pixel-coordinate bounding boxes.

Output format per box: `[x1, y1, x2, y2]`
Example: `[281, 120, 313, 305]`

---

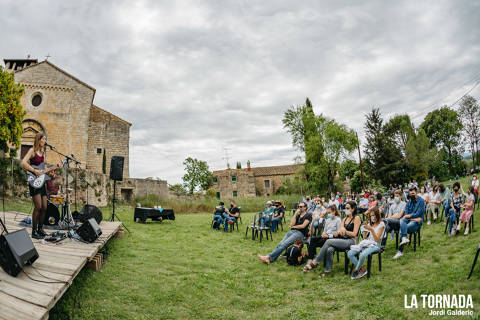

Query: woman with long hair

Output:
[21, 133, 60, 239]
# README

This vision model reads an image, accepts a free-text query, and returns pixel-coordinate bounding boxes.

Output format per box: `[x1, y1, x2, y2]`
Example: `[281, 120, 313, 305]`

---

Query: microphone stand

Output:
[1, 174, 8, 235]
[80, 176, 93, 206]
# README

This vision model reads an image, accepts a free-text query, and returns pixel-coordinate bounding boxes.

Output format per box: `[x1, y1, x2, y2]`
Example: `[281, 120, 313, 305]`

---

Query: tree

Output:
[182, 157, 213, 194]
[420, 106, 463, 175]
[102, 149, 106, 174]
[405, 129, 432, 182]
[169, 183, 187, 196]
[383, 114, 414, 156]
[339, 159, 359, 180]
[283, 98, 357, 194]
[363, 108, 403, 185]
[236, 162, 241, 169]
[0, 67, 25, 154]
[458, 95, 480, 169]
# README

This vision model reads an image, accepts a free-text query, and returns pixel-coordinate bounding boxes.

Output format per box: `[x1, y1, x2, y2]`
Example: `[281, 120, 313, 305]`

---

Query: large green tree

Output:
[420, 106, 463, 175]
[0, 67, 25, 155]
[182, 157, 213, 195]
[383, 114, 414, 156]
[405, 129, 432, 181]
[458, 95, 480, 169]
[283, 98, 357, 194]
[363, 108, 404, 185]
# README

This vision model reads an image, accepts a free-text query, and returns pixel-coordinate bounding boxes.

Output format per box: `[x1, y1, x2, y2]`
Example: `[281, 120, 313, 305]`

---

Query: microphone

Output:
[71, 154, 76, 159]
[45, 143, 55, 150]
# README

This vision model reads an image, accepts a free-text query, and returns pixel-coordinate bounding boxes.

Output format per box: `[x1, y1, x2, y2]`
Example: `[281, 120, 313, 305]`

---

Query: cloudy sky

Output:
[1, 0, 480, 183]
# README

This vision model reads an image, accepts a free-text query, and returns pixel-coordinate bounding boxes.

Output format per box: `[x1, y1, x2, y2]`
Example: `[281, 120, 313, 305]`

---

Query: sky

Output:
[1, 0, 480, 184]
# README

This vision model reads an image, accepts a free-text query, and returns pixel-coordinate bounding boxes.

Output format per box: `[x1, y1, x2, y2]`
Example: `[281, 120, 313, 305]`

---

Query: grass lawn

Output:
[1, 177, 479, 319]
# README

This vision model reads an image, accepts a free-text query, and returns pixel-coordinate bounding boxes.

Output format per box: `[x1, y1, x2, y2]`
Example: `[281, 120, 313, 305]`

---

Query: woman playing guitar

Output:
[21, 133, 61, 239]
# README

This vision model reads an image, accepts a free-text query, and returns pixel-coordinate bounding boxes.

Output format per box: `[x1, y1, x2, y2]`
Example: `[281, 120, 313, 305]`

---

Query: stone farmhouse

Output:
[212, 163, 304, 198]
[3, 58, 168, 205]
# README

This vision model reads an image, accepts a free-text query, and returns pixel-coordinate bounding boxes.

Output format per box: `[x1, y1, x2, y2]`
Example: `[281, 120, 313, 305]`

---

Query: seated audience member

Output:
[305, 205, 342, 263]
[258, 202, 312, 264]
[439, 184, 451, 222]
[418, 186, 428, 203]
[448, 182, 464, 236]
[358, 194, 369, 216]
[426, 185, 441, 225]
[286, 238, 308, 266]
[348, 207, 385, 279]
[368, 195, 376, 208]
[311, 198, 326, 233]
[303, 201, 361, 278]
[338, 194, 345, 210]
[472, 174, 479, 203]
[222, 200, 240, 232]
[271, 201, 285, 232]
[393, 187, 425, 259]
[305, 196, 314, 214]
[259, 201, 274, 228]
[384, 190, 406, 239]
[457, 186, 475, 235]
[212, 202, 227, 230]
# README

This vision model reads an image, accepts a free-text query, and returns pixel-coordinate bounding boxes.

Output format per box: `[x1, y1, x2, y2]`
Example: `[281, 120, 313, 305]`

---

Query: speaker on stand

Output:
[109, 156, 130, 233]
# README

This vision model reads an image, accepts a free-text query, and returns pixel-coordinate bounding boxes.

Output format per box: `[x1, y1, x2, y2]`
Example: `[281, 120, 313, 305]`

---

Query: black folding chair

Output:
[366, 223, 389, 279]
[245, 213, 261, 240]
[468, 244, 480, 279]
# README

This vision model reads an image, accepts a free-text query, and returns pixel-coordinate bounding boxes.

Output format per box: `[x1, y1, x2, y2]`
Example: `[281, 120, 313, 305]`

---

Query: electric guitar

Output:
[26, 161, 64, 189]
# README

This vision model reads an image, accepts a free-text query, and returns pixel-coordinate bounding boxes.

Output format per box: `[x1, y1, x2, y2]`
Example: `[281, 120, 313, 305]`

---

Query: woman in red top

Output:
[21, 133, 60, 239]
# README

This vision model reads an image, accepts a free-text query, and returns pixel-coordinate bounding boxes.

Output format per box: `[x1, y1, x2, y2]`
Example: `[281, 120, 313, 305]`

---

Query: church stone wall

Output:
[87, 105, 130, 178]
[14, 62, 94, 165]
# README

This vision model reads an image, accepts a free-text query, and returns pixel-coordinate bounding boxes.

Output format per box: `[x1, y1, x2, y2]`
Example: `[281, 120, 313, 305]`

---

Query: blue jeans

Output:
[222, 213, 236, 232]
[443, 200, 450, 219]
[268, 230, 304, 262]
[213, 215, 223, 230]
[347, 245, 380, 271]
[400, 218, 421, 239]
[259, 215, 271, 228]
[448, 208, 459, 233]
[271, 218, 282, 232]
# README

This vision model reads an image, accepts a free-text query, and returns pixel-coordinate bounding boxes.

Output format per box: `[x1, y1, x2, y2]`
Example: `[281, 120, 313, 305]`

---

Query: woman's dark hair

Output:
[33, 132, 46, 153]
[439, 184, 445, 193]
[370, 206, 382, 224]
[468, 186, 475, 194]
[346, 201, 357, 216]
[219, 202, 225, 206]
[376, 193, 383, 201]
[327, 204, 340, 216]
[453, 182, 461, 190]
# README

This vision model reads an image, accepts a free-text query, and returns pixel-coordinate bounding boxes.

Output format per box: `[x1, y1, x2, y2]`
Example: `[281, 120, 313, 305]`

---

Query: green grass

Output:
[1, 176, 480, 319]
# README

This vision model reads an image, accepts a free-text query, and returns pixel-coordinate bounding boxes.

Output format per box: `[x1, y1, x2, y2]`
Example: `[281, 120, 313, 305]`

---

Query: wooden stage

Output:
[0, 211, 122, 320]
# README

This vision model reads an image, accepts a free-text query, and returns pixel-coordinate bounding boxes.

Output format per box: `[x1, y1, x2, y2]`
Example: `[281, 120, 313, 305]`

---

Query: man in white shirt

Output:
[384, 190, 406, 239]
[426, 185, 441, 225]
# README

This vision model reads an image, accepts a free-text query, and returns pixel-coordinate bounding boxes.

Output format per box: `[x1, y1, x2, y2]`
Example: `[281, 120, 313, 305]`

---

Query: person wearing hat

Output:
[258, 200, 274, 228]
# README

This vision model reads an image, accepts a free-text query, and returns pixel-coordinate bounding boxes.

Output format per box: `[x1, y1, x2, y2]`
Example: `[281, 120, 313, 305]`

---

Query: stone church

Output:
[3, 58, 169, 205]
[4, 58, 130, 177]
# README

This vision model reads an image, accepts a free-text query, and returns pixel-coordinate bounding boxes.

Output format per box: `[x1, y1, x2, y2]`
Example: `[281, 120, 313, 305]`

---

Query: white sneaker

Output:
[399, 237, 410, 246]
[427, 221, 431, 225]
[450, 227, 457, 236]
[464, 227, 469, 235]
[456, 223, 461, 231]
[393, 251, 403, 259]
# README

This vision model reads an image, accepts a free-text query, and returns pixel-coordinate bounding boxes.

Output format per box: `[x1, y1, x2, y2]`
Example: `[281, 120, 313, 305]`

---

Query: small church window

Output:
[264, 180, 270, 188]
[97, 148, 102, 154]
[32, 93, 42, 107]
[231, 176, 237, 182]
[213, 176, 218, 183]
[233, 191, 238, 197]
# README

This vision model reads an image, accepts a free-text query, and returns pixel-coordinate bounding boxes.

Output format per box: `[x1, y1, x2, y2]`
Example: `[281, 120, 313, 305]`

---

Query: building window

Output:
[264, 180, 270, 188]
[233, 191, 238, 197]
[31, 93, 42, 107]
[231, 176, 237, 182]
[216, 192, 220, 199]
[97, 148, 102, 154]
[213, 176, 218, 183]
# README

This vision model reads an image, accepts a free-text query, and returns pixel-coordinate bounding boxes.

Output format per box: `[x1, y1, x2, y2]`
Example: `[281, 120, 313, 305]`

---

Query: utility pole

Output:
[356, 132, 365, 191]
[222, 147, 231, 169]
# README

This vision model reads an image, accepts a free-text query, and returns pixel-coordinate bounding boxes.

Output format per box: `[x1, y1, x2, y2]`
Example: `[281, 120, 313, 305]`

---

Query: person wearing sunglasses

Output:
[258, 201, 312, 264]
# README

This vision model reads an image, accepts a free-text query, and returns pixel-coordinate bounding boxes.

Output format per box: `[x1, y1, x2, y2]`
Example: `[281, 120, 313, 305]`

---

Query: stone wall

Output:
[87, 105, 131, 178]
[14, 61, 95, 166]
[254, 174, 292, 196]
[212, 168, 256, 198]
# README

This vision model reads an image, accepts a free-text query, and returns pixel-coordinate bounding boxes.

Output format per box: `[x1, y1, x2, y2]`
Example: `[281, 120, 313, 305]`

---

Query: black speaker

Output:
[110, 156, 124, 181]
[0, 229, 39, 277]
[77, 218, 102, 243]
[79, 205, 103, 224]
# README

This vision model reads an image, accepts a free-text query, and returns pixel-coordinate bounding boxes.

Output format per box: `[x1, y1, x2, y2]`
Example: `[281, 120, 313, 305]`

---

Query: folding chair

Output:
[245, 213, 261, 240]
[394, 226, 421, 252]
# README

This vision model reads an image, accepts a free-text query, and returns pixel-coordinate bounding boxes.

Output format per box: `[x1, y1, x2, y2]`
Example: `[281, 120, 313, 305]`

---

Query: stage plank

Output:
[0, 211, 122, 320]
